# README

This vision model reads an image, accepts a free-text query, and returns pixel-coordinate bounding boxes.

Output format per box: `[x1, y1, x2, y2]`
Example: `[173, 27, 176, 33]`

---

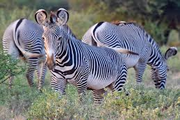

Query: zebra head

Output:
[161, 47, 177, 71]
[35, 8, 69, 70]
[152, 47, 177, 89]
[164, 47, 177, 60]
[163, 47, 178, 72]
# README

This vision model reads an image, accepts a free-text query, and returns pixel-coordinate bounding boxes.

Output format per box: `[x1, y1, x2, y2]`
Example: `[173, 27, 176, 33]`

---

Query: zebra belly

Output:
[122, 54, 140, 68]
[87, 74, 116, 90]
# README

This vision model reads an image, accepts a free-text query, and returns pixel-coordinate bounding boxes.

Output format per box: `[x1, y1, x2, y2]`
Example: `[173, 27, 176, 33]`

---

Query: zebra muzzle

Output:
[46, 54, 55, 70]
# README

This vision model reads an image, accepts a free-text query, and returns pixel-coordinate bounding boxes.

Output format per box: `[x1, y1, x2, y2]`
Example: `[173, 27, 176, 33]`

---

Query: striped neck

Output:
[148, 48, 164, 68]
[55, 27, 79, 68]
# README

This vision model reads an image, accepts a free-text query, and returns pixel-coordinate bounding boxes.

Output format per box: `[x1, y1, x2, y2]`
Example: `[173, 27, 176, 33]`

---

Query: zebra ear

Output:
[164, 47, 178, 60]
[56, 8, 69, 25]
[35, 9, 47, 26]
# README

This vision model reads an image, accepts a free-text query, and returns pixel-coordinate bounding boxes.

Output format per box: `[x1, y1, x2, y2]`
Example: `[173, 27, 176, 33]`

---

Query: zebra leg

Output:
[152, 68, 167, 89]
[134, 45, 151, 85]
[37, 62, 47, 90]
[26, 58, 38, 87]
[134, 61, 147, 84]
[157, 71, 167, 89]
[76, 72, 88, 101]
[159, 78, 166, 89]
[50, 73, 67, 95]
[151, 69, 160, 88]
[113, 65, 127, 91]
[92, 89, 106, 104]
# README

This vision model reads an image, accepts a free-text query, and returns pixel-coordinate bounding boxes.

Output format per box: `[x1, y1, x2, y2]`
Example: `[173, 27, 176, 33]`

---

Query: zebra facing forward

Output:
[82, 21, 177, 89]
[3, 19, 47, 90]
[35, 8, 139, 103]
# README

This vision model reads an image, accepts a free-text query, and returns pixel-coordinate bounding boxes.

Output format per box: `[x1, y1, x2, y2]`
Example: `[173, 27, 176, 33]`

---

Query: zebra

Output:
[35, 8, 139, 103]
[82, 21, 178, 89]
[2, 19, 47, 90]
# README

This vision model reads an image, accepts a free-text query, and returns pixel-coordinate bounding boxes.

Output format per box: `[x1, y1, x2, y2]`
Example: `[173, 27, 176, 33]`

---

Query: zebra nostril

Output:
[46, 54, 56, 70]
[47, 61, 55, 70]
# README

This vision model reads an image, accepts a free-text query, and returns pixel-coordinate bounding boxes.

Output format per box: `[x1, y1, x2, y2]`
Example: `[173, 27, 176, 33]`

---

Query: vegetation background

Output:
[0, 0, 180, 119]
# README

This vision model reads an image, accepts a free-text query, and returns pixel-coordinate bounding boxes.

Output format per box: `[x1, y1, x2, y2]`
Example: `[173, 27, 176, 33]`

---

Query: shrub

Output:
[0, 52, 25, 83]
[144, 20, 168, 45]
[0, 77, 41, 119]
[68, 11, 95, 39]
[28, 86, 180, 120]
[28, 86, 96, 120]
[101, 87, 180, 120]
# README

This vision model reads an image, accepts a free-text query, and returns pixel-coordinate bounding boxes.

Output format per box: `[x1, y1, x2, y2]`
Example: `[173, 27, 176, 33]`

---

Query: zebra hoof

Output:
[125, 92, 130, 96]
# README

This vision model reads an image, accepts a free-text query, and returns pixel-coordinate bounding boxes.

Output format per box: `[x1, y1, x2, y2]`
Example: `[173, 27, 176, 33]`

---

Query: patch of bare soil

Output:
[172, 72, 180, 80]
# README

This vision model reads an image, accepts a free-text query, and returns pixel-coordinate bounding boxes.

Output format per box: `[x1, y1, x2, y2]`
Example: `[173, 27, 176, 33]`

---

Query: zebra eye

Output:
[58, 37, 62, 40]
[42, 37, 45, 40]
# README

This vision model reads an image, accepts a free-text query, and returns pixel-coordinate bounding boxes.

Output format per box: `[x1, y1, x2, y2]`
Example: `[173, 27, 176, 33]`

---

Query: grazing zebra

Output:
[3, 19, 47, 90]
[35, 8, 139, 103]
[82, 21, 177, 89]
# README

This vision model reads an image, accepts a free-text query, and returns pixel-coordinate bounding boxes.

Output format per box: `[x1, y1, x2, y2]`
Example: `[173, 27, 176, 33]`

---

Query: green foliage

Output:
[144, 20, 168, 45]
[28, 88, 79, 119]
[28, 86, 180, 120]
[101, 88, 180, 120]
[0, 0, 68, 10]
[0, 52, 25, 81]
[68, 11, 95, 39]
[0, 78, 41, 119]
[28, 86, 95, 120]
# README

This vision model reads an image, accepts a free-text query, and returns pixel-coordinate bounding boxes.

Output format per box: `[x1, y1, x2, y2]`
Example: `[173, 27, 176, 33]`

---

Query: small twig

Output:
[0, 76, 11, 84]
[1, 82, 28, 88]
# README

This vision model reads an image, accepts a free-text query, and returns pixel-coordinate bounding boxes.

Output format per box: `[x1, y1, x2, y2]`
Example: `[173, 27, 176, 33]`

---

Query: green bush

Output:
[0, 0, 68, 10]
[0, 52, 25, 82]
[0, 78, 41, 119]
[68, 11, 95, 39]
[28, 85, 97, 120]
[101, 88, 180, 120]
[0, 52, 34, 119]
[28, 86, 180, 120]
[144, 20, 168, 45]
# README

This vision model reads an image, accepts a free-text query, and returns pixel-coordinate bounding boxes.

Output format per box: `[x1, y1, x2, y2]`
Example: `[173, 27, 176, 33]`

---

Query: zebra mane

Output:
[111, 21, 145, 32]
[64, 25, 76, 38]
